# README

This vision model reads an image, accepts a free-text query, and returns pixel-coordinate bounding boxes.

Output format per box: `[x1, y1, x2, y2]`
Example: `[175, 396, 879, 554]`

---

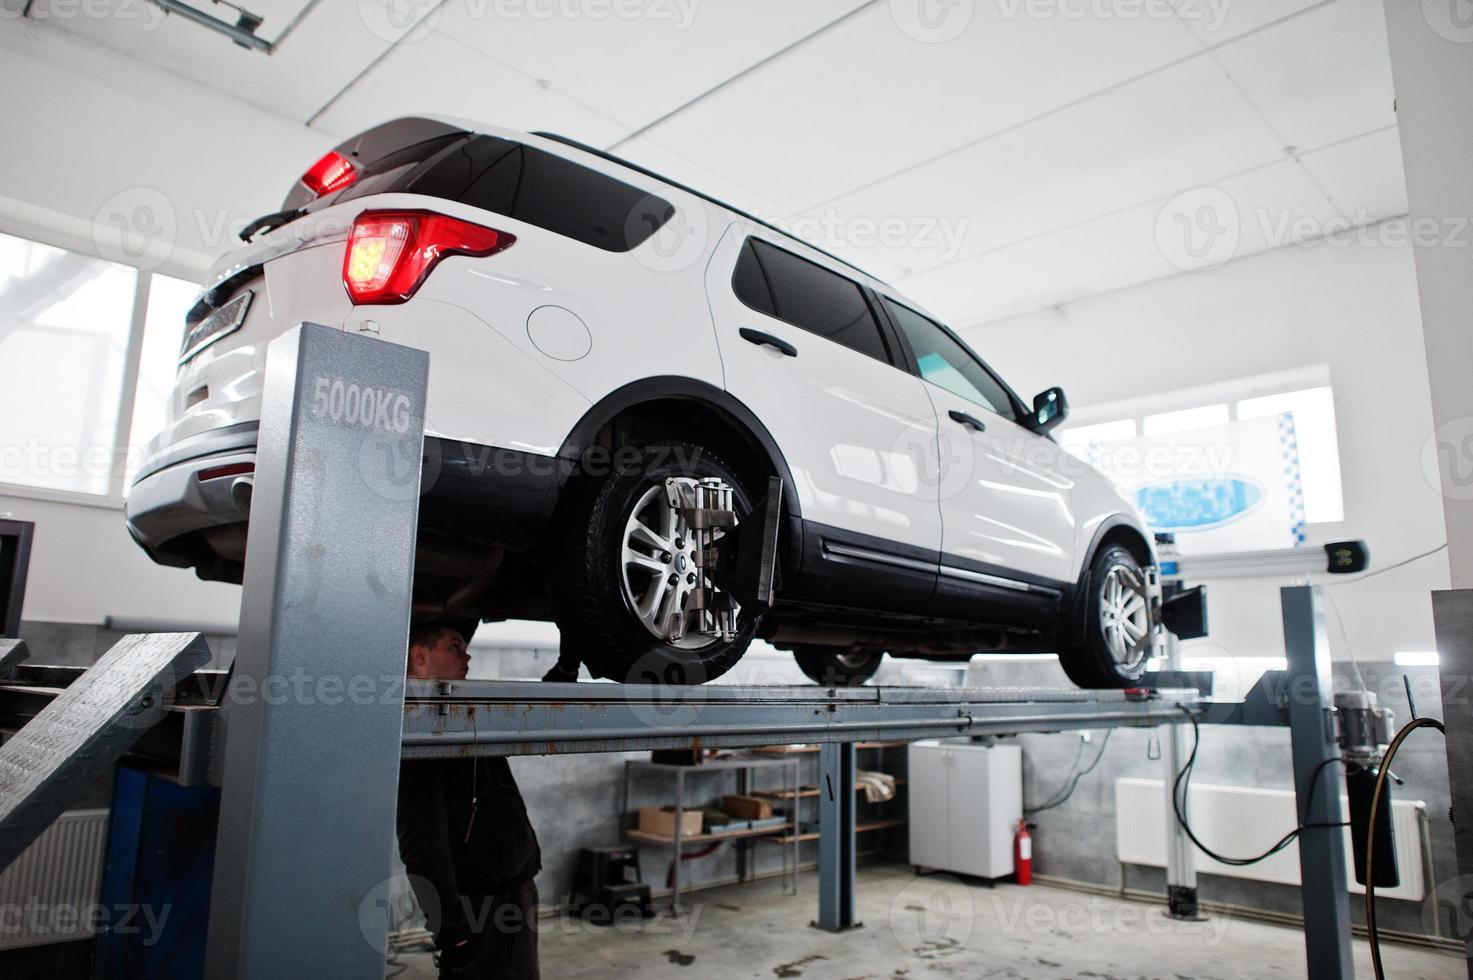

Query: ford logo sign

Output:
[1134, 477, 1264, 532]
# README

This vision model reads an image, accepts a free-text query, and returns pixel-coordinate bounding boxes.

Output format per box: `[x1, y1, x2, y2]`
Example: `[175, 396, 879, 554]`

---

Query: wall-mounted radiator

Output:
[0, 808, 110, 950]
[1115, 778, 1426, 901]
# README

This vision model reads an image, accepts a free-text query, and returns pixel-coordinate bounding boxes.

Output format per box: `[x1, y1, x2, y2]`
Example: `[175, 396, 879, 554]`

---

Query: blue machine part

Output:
[1134, 476, 1264, 532]
[96, 768, 220, 979]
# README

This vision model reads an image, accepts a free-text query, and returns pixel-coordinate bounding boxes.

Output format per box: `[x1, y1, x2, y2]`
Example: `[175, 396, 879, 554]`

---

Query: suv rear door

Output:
[704, 225, 942, 612]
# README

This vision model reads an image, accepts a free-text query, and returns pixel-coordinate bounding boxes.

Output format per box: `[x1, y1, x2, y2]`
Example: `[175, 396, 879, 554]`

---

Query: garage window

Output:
[733, 239, 892, 364]
[0, 230, 197, 502]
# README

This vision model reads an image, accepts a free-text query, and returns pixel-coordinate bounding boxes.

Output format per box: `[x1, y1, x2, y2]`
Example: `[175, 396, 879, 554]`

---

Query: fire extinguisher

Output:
[1015, 819, 1033, 886]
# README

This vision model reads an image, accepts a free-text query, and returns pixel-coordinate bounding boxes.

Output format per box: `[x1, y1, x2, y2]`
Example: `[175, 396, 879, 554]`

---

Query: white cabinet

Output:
[908, 739, 1022, 879]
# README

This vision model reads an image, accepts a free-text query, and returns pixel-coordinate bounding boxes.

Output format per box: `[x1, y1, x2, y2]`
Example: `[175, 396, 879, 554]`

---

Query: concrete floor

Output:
[388, 863, 1463, 979]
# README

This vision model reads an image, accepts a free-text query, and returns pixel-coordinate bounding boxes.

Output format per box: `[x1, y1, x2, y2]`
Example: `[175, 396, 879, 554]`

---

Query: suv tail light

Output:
[343, 211, 515, 305]
[300, 150, 357, 197]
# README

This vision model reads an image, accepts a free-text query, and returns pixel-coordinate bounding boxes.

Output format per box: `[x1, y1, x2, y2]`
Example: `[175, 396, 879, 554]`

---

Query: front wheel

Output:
[792, 646, 884, 686]
[556, 443, 756, 685]
[1058, 544, 1153, 689]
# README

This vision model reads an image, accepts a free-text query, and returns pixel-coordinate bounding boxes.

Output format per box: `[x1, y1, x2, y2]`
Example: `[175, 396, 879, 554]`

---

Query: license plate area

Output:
[180, 290, 253, 364]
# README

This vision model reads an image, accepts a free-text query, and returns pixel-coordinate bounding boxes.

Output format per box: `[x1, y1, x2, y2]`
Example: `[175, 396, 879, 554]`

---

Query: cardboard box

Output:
[638, 806, 703, 838]
[722, 794, 775, 820]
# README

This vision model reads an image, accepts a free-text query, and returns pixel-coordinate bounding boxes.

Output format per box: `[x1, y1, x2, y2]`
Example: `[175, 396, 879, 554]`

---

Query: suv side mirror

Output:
[1031, 387, 1068, 433]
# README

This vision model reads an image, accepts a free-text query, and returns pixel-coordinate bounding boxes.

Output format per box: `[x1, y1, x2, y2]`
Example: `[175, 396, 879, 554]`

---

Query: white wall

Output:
[0, 18, 330, 275]
[961, 232, 1449, 664]
[0, 21, 300, 628]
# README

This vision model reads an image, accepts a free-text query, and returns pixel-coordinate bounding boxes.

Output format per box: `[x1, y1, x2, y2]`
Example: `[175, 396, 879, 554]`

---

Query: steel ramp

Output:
[0, 632, 208, 872]
[0, 638, 27, 678]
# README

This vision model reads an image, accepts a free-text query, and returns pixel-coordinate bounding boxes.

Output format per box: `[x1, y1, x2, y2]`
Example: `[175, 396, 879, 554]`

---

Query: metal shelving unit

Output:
[619, 755, 801, 913]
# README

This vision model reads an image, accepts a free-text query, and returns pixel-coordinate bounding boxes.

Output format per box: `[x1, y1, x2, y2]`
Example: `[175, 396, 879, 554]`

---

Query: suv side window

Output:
[883, 298, 1017, 421]
[733, 239, 892, 364]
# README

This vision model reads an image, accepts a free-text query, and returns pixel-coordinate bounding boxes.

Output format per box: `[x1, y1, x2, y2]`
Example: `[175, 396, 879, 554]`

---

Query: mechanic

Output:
[397, 620, 542, 979]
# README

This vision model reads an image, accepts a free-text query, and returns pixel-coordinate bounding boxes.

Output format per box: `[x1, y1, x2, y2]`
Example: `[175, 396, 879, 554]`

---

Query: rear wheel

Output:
[557, 443, 756, 684]
[792, 646, 885, 687]
[1059, 544, 1153, 689]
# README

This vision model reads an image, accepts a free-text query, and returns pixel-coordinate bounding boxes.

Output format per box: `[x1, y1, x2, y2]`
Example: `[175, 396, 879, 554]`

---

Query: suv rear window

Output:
[733, 239, 891, 364]
[296, 124, 674, 253]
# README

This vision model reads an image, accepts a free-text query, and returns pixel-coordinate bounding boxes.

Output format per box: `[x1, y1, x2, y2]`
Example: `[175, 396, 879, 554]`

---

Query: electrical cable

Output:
[1366, 716, 1445, 980]
[1317, 585, 1369, 696]
[1172, 710, 1349, 867]
[1027, 730, 1113, 815]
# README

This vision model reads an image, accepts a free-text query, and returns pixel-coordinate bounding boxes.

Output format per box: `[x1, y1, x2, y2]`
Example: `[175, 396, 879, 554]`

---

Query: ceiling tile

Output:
[310, 31, 626, 144]
[1297, 126, 1407, 222]
[637, 0, 1202, 213]
[434, 0, 870, 135]
[1171, 0, 1326, 45]
[25, 0, 413, 121]
[1209, 0, 1395, 152]
[803, 53, 1281, 278]
[898, 156, 1335, 328]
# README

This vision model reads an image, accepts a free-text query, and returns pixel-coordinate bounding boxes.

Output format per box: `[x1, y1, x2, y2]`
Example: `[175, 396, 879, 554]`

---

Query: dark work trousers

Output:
[397, 756, 542, 979]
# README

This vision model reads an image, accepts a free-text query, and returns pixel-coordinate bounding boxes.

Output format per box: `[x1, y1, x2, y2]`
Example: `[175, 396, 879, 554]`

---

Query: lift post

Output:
[1282, 585, 1354, 980]
[816, 741, 859, 932]
[203, 324, 429, 977]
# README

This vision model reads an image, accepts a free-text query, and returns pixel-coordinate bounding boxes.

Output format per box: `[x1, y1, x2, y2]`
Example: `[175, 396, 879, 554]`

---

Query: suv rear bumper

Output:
[126, 428, 566, 575]
[126, 423, 261, 562]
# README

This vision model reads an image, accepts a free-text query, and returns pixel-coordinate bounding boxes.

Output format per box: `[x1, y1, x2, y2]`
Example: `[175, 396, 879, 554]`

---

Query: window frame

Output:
[0, 221, 202, 510]
[875, 295, 1030, 424]
[730, 236, 898, 368]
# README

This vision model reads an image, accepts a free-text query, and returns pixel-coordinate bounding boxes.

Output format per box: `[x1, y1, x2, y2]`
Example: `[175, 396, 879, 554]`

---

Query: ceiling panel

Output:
[635, 0, 1201, 213]
[612, 134, 798, 219]
[435, 0, 869, 136]
[1210, 0, 1395, 152]
[1171, 0, 1328, 45]
[1298, 126, 1408, 222]
[899, 156, 1337, 328]
[805, 53, 1281, 279]
[24, 0, 410, 121]
[310, 31, 627, 145]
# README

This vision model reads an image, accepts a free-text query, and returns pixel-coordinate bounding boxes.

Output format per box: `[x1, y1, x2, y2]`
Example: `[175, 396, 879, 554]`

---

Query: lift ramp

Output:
[0, 632, 208, 872]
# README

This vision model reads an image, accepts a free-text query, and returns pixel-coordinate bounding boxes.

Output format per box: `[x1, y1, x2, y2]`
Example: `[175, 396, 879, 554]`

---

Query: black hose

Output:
[1172, 710, 1347, 866]
[1366, 717, 1445, 980]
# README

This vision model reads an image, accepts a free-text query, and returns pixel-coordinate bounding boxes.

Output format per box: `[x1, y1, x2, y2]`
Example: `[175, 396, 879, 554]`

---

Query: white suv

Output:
[126, 116, 1158, 689]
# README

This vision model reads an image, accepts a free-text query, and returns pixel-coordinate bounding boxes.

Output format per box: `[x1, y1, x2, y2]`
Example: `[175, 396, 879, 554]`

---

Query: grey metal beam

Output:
[816, 741, 858, 932]
[399, 680, 1205, 758]
[203, 325, 428, 978]
[1282, 586, 1353, 980]
[1432, 589, 1473, 975]
[0, 632, 207, 872]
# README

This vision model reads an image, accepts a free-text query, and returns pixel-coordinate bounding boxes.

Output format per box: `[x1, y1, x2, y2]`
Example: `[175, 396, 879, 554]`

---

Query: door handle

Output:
[948, 409, 987, 432]
[739, 328, 798, 358]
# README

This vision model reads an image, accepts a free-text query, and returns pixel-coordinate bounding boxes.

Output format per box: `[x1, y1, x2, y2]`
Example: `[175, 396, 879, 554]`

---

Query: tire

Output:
[1058, 544, 1153, 689]
[557, 443, 756, 685]
[792, 646, 884, 687]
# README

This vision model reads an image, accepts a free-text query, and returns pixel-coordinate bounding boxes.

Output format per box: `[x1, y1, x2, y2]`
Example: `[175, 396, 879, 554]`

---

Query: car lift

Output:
[0, 327, 1390, 979]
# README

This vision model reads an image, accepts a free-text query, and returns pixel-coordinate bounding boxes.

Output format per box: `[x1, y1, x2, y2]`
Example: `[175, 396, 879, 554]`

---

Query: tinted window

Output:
[884, 299, 1016, 420]
[735, 239, 891, 364]
[305, 131, 674, 253]
[731, 240, 775, 316]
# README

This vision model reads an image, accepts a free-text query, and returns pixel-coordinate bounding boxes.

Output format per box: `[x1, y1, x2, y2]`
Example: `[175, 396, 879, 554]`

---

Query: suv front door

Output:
[879, 298, 1077, 623]
[704, 226, 942, 612]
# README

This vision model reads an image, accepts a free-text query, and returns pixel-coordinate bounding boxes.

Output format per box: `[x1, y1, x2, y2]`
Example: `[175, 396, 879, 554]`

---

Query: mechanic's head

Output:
[407, 621, 473, 680]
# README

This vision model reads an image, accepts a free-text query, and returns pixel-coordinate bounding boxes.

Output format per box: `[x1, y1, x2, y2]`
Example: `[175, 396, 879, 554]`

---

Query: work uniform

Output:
[397, 756, 542, 979]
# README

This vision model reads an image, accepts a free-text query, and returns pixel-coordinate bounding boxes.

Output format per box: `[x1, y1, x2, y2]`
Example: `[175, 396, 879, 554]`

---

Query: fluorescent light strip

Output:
[1394, 651, 1440, 667]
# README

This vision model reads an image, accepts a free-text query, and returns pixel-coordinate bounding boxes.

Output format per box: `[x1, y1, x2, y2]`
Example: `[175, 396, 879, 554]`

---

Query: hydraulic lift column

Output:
[204, 324, 429, 977]
[816, 740, 858, 932]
